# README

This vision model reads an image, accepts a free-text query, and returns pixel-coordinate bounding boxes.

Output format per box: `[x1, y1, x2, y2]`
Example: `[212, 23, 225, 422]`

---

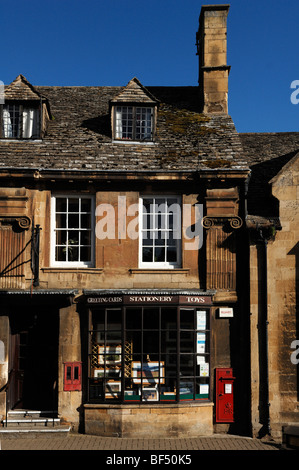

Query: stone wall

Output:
[84, 403, 213, 438]
[250, 154, 299, 439]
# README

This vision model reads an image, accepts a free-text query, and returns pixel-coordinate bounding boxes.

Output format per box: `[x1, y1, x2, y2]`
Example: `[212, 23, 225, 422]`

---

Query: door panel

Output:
[9, 309, 58, 411]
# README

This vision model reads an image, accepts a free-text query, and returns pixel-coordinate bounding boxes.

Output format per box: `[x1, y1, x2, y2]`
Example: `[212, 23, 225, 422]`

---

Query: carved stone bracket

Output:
[202, 216, 243, 230]
[0, 215, 31, 230]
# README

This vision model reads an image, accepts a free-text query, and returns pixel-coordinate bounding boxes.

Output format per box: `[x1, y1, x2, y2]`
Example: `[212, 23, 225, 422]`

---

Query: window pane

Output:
[56, 213, 66, 228]
[3, 105, 20, 138]
[68, 245, 79, 262]
[56, 246, 66, 261]
[23, 108, 40, 139]
[81, 198, 91, 212]
[81, 230, 91, 245]
[143, 247, 153, 262]
[81, 213, 91, 228]
[69, 199, 79, 212]
[125, 308, 142, 330]
[143, 308, 159, 330]
[167, 246, 177, 262]
[56, 198, 67, 212]
[68, 230, 80, 245]
[56, 229, 66, 245]
[68, 214, 79, 228]
[80, 246, 91, 262]
[154, 246, 165, 262]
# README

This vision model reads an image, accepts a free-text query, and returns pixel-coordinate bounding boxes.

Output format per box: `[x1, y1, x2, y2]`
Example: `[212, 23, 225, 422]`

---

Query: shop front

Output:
[83, 290, 214, 437]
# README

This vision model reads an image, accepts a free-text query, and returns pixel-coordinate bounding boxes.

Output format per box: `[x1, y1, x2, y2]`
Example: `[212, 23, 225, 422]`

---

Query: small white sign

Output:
[219, 307, 233, 318]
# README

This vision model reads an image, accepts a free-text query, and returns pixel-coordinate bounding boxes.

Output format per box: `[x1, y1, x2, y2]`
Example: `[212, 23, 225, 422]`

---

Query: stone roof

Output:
[240, 133, 299, 217]
[4, 74, 43, 101]
[0, 77, 247, 173]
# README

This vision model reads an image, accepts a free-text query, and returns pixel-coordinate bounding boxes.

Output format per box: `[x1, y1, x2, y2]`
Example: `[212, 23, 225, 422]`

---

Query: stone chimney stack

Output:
[196, 4, 230, 114]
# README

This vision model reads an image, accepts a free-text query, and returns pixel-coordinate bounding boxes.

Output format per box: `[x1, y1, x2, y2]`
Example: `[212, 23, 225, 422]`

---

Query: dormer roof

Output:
[110, 77, 159, 105]
[4, 74, 42, 101]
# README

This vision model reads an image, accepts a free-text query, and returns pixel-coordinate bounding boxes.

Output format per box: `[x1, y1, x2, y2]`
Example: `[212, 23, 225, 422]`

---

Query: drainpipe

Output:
[258, 227, 271, 437]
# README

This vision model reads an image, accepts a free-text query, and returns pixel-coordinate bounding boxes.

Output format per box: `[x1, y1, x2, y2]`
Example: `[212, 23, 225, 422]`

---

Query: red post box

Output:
[215, 368, 235, 423]
[64, 362, 82, 391]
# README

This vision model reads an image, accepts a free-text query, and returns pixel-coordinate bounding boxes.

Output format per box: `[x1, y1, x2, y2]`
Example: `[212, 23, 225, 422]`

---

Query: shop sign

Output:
[218, 307, 234, 318]
[87, 294, 212, 305]
[179, 295, 212, 305]
[124, 295, 177, 304]
[87, 296, 123, 304]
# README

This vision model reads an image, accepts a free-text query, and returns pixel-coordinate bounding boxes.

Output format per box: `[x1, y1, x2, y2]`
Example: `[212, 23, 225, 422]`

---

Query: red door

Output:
[215, 368, 235, 423]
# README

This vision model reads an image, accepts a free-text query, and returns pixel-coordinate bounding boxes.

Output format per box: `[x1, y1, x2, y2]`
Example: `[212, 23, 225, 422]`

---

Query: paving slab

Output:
[0, 433, 282, 451]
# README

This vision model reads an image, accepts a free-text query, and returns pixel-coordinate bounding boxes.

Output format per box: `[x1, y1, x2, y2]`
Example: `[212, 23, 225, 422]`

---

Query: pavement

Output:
[0, 432, 285, 452]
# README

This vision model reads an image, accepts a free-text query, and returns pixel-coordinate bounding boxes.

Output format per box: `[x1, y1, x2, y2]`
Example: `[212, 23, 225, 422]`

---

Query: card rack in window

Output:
[140, 196, 181, 268]
[54, 196, 93, 266]
[115, 106, 153, 141]
[1, 103, 40, 139]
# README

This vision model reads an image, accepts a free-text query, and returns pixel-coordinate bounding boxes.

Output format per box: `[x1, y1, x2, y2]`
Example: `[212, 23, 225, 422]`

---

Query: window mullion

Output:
[193, 309, 196, 400]
[0, 105, 3, 138]
[19, 105, 23, 139]
[177, 306, 180, 403]
[141, 307, 144, 398]
[121, 307, 125, 403]
[132, 106, 136, 141]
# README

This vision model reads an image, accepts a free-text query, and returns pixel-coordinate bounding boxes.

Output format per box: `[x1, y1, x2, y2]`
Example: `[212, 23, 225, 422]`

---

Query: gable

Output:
[110, 77, 159, 105]
[5, 74, 42, 101]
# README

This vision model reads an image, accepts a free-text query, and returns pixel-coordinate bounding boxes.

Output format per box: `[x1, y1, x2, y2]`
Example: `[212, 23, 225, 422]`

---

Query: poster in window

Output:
[200, 384, 209, 395]
[132, 361, 165, 384]
[199, 363, 209, 377]
[98, 345, 122, 364]
[196, 333, 206, 353]
[196, 311, 206, 330]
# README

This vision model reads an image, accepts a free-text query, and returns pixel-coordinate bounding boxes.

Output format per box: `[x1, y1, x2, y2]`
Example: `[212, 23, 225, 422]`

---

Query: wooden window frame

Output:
[0, 101, 41, 140]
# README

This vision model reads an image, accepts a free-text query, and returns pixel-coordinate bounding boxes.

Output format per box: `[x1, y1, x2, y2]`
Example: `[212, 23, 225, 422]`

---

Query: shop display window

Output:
[88, 306, 210, 403]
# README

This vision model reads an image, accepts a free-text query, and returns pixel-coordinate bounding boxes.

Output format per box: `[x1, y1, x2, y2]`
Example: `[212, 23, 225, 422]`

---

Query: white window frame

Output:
[51, 194, 95, 268]
[114, 106, 154, 142]
[139, 195, 181, 269]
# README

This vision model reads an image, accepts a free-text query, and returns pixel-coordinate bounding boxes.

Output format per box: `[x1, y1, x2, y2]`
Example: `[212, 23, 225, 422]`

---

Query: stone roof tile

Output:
[0, 81, 248, 172]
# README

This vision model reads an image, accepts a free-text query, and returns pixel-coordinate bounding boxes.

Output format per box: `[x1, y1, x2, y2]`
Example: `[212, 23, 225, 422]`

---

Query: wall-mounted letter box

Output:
[64, 362, 82, 391]
[215, 368, 235, 423]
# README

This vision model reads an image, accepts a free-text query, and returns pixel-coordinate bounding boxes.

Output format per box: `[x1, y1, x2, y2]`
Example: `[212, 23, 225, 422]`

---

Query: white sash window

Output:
[139, 196, 181, 268]
[51, 195, 95, 267]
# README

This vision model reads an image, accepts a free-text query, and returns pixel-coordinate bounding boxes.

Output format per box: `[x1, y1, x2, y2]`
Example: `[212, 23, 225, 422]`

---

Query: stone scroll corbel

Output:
[0, 215, 31, 230]
[202, 216, 243, 229]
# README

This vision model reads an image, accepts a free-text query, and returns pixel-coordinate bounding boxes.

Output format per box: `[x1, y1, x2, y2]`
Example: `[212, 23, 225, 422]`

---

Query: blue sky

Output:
[1, 0, 298, 132]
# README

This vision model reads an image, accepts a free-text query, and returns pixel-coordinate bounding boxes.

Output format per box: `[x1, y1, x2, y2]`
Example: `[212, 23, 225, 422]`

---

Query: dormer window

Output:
[2, 103, 40, 139]
[1, 75, 51, 141]
[110, 77, 159, 144]
[115, 106, 153, 142]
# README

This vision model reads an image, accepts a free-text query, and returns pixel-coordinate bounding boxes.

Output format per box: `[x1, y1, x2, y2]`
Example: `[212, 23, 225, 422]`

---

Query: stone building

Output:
[0, 4, 298, 440]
